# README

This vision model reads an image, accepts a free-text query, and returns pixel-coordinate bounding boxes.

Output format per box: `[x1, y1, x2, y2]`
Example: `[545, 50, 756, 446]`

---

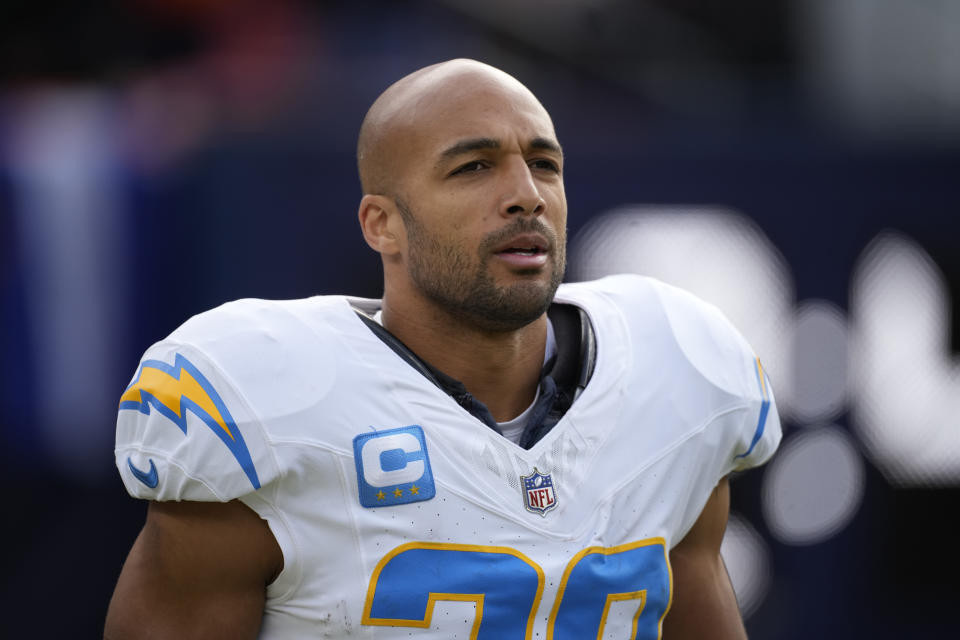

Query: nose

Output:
[500, 158, 546, 217]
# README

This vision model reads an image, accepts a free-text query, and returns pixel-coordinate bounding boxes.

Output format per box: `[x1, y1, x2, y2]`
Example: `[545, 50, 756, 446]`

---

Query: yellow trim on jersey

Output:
[756, 358, 768, 400]
[601, 590, 649, 640]
[120, 365, 234, 440]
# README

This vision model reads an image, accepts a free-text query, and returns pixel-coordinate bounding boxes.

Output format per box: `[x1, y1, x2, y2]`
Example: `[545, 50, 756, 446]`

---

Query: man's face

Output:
[394, 78, 568, 332]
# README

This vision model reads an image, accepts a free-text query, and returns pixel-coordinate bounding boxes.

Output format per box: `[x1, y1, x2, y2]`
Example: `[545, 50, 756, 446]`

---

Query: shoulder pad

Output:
[647, 279, 782, 470]
[115, 336, 279, 502]
[571, 275, 782, 470]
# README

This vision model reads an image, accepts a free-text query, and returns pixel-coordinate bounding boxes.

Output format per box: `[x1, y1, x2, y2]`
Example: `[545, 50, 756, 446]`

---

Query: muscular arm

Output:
[662, 477, 747, 640]
[104, 499, 283, 640]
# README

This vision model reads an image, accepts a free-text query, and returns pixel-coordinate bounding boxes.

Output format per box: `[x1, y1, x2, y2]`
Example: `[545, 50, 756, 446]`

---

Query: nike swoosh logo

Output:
[127, 457, 159, 488]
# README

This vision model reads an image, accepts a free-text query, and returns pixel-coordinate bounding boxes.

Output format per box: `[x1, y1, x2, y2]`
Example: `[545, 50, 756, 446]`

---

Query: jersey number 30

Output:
[362, 538, 671, 639]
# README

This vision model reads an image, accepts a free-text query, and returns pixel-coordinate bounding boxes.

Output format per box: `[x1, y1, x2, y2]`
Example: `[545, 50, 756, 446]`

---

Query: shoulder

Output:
[114, 295, 352, 503]
[560, 273, 732, 329]
[164, 295, 355, 405]
[561, 275, 758, 398]
[561, 275, 781, 469]
[167, 295, 346, 352]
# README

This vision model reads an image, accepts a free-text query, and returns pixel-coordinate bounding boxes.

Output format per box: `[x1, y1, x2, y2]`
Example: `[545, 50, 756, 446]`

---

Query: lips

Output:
[492, 233, 549, 256]
[492, 232, 550, 268]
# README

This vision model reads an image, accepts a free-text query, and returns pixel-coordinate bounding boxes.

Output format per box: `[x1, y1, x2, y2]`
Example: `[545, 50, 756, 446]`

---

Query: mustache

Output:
[480, 218, 559, 252]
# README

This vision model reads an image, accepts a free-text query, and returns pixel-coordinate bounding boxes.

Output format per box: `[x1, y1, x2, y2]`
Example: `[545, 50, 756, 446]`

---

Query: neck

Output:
[381, 290, 547, 423]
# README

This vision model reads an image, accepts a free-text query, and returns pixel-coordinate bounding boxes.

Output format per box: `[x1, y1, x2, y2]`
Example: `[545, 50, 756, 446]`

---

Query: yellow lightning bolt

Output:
[120, 365, 234, 440]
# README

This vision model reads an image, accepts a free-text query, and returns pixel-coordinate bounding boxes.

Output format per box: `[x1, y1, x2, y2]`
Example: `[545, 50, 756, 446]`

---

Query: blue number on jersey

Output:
[363, 538, 670, 639]
[363, 542, 543, 639]
[549, 540, 671, 639]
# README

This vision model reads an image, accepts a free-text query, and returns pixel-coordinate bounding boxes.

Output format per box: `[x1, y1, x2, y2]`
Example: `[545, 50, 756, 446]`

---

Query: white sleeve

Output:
[647, 275, 782, 474]
[728, 350, 781, 473]
[115, 339, 279, 502]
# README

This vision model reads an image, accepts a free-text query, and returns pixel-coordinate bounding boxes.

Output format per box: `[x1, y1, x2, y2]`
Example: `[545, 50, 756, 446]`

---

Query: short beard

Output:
[397, 198, 566, 332]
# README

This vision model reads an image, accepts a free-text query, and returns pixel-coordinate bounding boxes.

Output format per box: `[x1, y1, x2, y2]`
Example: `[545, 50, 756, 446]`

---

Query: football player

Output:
[106, 58, 780, 639]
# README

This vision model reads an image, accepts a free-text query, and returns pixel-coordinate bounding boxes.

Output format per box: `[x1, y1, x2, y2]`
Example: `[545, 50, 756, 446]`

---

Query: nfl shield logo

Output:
[521, 467, 558, 516]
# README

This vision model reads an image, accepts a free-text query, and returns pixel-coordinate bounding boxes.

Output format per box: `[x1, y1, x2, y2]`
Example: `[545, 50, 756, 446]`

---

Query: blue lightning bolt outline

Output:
[734, 358, 772, 461]
[119, 353, 261, 489]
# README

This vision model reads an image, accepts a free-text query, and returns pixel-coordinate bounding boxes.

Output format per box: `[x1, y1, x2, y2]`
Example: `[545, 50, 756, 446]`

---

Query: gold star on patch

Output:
[410, 485, 419, 495]
[393, 487, 403, 498]
[376, 490, 386, 501]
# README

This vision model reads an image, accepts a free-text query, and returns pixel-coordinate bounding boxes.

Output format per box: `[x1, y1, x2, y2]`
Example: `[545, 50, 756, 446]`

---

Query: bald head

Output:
[357, 59, 552, 196]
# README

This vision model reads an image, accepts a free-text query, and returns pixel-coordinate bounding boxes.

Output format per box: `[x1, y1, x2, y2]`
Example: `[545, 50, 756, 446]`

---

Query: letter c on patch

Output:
[360, 432, 424, 487]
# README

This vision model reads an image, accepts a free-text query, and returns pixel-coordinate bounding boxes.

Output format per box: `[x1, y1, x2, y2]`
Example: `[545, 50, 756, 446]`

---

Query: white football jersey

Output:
[115, 275, 781, 639]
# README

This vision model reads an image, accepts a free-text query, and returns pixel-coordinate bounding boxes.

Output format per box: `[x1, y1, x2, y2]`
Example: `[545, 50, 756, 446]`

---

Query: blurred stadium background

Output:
[1, 1, 958, 637]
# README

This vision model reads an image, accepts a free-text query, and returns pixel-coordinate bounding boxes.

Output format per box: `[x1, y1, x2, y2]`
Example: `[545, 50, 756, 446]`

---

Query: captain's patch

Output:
[354, 425, 436, 508]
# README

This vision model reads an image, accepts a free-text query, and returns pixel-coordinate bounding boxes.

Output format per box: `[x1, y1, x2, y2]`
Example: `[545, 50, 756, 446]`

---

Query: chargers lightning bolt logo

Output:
[118, 353, 261, 489]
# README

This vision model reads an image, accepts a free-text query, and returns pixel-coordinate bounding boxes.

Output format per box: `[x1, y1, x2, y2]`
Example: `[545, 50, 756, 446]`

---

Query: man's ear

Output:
[358, 194, 403, 256]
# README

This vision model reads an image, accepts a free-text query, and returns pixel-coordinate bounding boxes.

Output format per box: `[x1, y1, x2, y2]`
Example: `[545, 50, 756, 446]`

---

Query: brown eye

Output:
[451, 161, 487, 175]
[530, 159, 560, 173]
